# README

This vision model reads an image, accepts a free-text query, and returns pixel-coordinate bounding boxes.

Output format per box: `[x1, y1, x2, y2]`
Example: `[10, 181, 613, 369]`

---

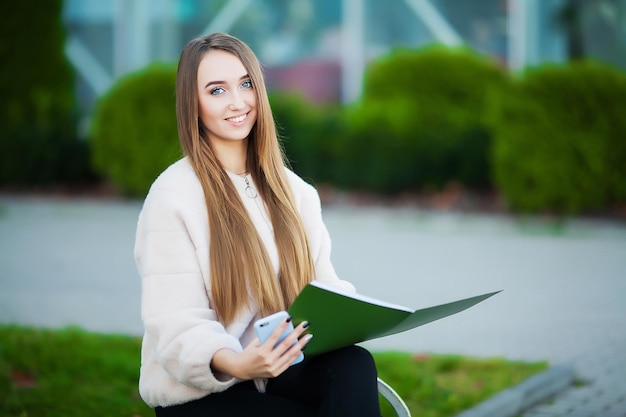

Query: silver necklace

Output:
[239, 173, 258, 198]
[237, 172, 272, 230]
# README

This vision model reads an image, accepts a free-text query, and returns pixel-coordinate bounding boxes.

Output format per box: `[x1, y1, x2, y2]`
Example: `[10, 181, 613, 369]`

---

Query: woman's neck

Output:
[211, 138, 248, 174]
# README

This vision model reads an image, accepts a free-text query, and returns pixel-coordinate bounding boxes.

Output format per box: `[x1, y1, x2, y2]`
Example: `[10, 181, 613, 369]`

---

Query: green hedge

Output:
[270, 92, 346, 185]
[334, 100, 424, 193]
[336, 46, 509, 193]
[88, 49, 626, 216]
[0, 0, 93, 185]
[491, 60, 626, 214]
[90, 63, 180, 197]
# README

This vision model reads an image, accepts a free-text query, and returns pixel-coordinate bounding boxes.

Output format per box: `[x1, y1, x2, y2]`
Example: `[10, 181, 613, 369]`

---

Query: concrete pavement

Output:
[1, 195, 625, 416]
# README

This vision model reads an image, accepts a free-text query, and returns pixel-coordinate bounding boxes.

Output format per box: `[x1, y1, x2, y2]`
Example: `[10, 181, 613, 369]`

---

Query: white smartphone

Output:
[254, 311, 304, 365]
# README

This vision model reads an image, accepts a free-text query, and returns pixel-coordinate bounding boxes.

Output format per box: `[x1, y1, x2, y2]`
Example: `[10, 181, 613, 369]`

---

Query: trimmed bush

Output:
[491, 60, 626, 214]
[335, 100, 425, 193]
[270, 92, 346, 185]
[0, 0, 93, 185]
[90, 63, 181, 197]
[337, 46, 509, 193]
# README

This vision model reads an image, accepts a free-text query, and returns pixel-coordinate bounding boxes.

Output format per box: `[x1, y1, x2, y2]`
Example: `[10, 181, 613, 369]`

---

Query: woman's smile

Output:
[226, 112, 248, 124]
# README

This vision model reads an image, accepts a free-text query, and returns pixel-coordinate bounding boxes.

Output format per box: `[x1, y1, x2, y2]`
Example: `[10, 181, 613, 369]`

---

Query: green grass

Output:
[374, 351, 547, 417]
[0, 325, 547, 417]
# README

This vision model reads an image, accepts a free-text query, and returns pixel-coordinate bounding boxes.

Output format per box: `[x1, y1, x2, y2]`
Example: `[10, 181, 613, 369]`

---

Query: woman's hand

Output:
[212, 319, 312, 380]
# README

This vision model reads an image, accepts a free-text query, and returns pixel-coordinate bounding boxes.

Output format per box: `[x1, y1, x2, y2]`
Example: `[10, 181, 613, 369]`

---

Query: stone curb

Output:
[455, 364, 575, 417]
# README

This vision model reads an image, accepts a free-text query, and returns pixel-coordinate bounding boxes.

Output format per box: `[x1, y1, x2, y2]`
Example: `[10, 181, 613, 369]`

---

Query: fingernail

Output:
[302, 321, 310, 329]
[301, 334, 313, 351]
[286, 316, 292, 323]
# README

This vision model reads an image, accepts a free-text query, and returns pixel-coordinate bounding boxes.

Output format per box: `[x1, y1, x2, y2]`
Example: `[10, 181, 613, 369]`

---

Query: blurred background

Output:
[1, 0, 626, 317]
[64, 0, 624, 117]
[1, 0, 625, 343]
[2, 3, 626, 415]
[1, 0, 625, 216]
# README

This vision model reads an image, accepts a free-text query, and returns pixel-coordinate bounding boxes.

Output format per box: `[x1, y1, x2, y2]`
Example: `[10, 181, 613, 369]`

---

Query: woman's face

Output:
[197, 49, 257, 146]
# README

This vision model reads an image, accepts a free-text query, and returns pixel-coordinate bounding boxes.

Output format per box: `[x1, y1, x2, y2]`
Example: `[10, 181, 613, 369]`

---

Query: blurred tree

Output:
[0, 0, 93, 185]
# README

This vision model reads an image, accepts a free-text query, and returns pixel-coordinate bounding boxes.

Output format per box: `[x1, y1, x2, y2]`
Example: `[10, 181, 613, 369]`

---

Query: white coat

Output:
[134, 158, 355, 407]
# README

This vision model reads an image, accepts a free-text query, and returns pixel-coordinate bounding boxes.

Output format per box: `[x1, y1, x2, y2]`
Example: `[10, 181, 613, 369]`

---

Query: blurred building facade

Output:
[63, 0, 626, 129]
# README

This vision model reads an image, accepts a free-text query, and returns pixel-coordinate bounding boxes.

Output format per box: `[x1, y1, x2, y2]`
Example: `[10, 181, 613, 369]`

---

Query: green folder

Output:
[288, 282, 501, 356]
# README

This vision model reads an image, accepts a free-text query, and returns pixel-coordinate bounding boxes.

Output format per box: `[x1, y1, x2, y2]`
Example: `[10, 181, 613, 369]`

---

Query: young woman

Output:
[134, 32, 381, 417]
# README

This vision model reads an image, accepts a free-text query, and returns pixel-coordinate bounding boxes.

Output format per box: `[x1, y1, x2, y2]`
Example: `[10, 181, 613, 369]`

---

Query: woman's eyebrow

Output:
[204, 74, 250, 89]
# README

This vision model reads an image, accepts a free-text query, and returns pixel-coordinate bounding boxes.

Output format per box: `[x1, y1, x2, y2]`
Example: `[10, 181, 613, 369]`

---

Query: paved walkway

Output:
[1, 195, 625, 416]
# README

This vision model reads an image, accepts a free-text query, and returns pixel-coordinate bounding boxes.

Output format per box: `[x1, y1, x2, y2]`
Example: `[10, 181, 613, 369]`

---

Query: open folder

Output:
[288, 281, 501, 356]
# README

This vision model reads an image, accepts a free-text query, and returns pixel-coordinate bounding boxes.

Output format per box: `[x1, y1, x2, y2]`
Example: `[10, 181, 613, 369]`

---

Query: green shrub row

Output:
[0, 0, 95, 186]
[271, 92, 345, 185]
[272, 46, 508, 196]
[2, 0, 623, 217]
[89, 47, 626, 215]
[338, 46, 507, 193]
[490, 61, 626, 214]
[278, 51, 626, 214]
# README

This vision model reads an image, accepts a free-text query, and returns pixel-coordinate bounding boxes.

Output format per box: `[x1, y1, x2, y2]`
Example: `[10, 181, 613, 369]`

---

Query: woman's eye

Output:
[241, 80, 252, 89]
[211, 87, 225, 96]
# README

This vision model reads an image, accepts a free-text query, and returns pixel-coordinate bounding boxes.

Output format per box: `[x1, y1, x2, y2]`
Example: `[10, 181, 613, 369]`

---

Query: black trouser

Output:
[155, 345, 381, 417]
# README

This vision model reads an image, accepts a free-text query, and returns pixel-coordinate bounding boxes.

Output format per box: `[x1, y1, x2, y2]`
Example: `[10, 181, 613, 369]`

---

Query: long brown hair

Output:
[175, 32, 314, 325]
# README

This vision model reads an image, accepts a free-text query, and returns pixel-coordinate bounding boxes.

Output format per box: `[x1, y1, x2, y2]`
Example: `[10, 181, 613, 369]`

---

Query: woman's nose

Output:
[229, 91, 245, 110]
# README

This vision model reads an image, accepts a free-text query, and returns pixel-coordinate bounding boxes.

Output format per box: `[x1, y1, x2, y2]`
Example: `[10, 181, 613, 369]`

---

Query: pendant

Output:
[243, 176, 258, 198]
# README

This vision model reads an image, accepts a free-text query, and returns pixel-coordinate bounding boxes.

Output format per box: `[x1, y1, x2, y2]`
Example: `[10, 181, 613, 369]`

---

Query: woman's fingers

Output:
[278, 321, 312, 363]
[263, 316, 293, 347]
[252, 318, 314, 377]
[263, 317, 309, 351]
